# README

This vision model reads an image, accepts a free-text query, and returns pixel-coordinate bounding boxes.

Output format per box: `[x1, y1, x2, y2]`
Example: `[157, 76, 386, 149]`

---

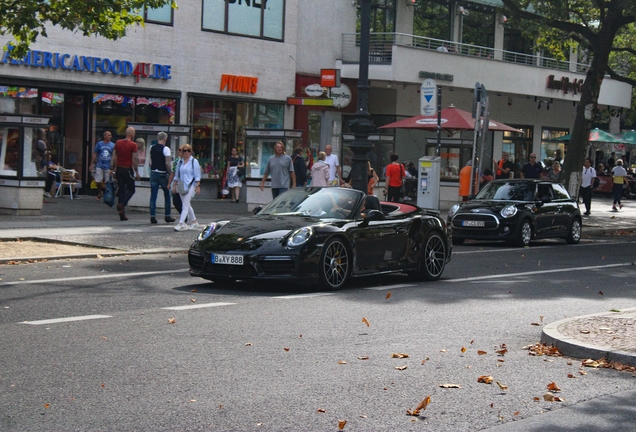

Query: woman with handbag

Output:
[226, 147, 244, 203]
[172, 144, 202, 232]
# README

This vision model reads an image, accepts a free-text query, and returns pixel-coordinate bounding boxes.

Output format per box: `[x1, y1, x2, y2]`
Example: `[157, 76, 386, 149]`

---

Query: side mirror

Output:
[252, 205, 263, 215]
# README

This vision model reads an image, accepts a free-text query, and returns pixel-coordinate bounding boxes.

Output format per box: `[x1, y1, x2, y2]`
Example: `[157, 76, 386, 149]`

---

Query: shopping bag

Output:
[103, 181, 115, 207]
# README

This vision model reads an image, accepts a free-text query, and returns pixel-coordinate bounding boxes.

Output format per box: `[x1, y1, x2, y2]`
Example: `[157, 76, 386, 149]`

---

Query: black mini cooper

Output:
[447, 179, 582, 247]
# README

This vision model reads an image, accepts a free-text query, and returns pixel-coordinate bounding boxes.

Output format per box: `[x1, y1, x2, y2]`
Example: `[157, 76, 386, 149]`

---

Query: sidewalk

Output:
[1, 194, 636, 366]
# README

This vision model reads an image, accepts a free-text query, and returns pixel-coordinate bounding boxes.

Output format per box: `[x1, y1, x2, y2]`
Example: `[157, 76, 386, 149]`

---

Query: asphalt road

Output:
[1, 236, 635, 431]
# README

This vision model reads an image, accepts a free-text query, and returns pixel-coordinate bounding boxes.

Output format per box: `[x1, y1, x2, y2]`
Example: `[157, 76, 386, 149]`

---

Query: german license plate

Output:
[211, 254, 243, 265]
[463, 220, 485, 227]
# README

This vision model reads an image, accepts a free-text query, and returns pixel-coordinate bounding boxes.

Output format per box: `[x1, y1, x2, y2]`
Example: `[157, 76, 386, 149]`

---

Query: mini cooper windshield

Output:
[476, 181, 537, 201]
[257, 187, 363, 219]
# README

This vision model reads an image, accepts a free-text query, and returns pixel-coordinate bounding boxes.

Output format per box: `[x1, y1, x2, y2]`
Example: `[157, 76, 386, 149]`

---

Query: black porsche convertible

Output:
[188, 187, 452, 289]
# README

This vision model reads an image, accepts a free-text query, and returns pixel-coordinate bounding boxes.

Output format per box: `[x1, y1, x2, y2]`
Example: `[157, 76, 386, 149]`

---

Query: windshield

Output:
[258, 187, 364, 219]
[475, 181, 537, 201]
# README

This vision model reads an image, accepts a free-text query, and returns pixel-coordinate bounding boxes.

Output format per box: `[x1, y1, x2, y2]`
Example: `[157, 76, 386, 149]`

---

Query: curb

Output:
[0, 248, 187, 264]
[541, 309, 636, 366]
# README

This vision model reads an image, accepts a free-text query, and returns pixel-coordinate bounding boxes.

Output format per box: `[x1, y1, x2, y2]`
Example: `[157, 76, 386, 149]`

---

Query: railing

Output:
[342, 32, 590, 73]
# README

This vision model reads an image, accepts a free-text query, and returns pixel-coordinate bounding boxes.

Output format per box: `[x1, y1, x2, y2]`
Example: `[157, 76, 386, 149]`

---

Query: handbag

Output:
[103, 180, 115, 207]
[237, 166, 245, 178]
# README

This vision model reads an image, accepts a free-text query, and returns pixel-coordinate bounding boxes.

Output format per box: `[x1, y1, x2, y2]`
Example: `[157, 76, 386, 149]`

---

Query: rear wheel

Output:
[318, 238, 351, 289]
[410, 232, 447, 281]
[566, 218, 582, 244]
[515, 219, 532, 247]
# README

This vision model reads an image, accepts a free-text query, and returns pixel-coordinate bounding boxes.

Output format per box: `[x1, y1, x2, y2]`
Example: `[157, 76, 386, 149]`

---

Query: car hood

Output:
[197, 215, 326, 252]
[456, 200, 525, 215]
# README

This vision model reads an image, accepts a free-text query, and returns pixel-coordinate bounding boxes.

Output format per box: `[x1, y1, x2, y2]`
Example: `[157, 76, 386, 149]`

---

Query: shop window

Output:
[145, 4, 173, 25]
[135, 97, 176, 124]
[0, 127, 20, 176]
[93, 94, 135, 137]
[503, 125, 533, 176]
[0, 86, 38, 114]
[42, 92, 64, 157]
[541, 127, 568, 167]
[425, 139, 472, 181]
[202, 0, 284, 41]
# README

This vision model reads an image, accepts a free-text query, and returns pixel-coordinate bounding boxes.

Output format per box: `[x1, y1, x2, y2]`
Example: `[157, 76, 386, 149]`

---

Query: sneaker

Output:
[187, 222, 201, 231]
[612, 205, 617, 210]
[150, 217, 158, 224]
[174, 223, 188, 232]
[619, 204, 623, 209]
[165, 216, 176, 223]
[43, 192, 52, 198]
[584, 211, 590, 216]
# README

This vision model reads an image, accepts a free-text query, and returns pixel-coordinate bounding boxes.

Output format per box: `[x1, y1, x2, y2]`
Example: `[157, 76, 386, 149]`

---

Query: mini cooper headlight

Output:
[500, 205, 518, 218]
[197, 222, 218, 240]
[448, 204, 461, 218]
[286, 227, 314, 247]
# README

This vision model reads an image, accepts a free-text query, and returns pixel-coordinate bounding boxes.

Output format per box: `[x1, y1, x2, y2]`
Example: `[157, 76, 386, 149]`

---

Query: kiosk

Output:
[0, 115, 51, 215]
[417, 156, 441, 211]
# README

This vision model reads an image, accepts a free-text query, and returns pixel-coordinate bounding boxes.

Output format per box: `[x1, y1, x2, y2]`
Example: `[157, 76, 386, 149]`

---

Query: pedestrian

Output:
[226, 146, 244, 203]
[89, 131, 114, 201]
[43, 152, 59, 198]
[495, 151, 515, 179]
[148, 132, 176, 224]
[521, 153, 543, 179]
[111, 127, 140, 221]
[579, 158, 596, 216]
[259, 141, 295, 199]
[310, 152, 330, 186]
[607, 152, 616, 170]
[168, 145, 184, 220]
[384, 153, 406, 202]
[172, 144, 201, 231]
[611, 159, 627, 210]
[547, 161, 562, 182]
[367, 161, 379, 196]
[292, 147, 307, 187]
[324, 144, 341, 186]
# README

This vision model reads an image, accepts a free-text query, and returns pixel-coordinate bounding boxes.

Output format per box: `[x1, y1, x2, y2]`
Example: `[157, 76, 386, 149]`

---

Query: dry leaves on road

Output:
[523, 343, 563, 357]
[361, 317, 370, 327]
[391, 353, 409, 359]
[547, 382, 561, 392]
[439, 384, 462, 388]
[477, 375, 494, 384]
[395, 365, 408, 370]
[167, 318, 176, 324]
[338, 419, 347, 430]
[406, 396, 431, 416]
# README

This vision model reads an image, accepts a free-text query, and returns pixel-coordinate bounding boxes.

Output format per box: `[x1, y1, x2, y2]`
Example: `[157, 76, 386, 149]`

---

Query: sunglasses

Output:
[182, 149, 191, 153]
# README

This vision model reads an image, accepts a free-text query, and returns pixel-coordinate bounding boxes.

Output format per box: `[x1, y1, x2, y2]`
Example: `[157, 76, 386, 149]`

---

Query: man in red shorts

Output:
[383, 153, 406, 202]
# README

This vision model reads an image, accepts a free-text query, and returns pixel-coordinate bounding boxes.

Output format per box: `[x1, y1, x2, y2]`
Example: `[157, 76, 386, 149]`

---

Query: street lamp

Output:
[347, 0, 375, 194]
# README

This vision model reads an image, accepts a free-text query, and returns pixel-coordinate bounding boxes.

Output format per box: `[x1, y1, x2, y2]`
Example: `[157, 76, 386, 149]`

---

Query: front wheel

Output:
[410, 232, 447, 281]
[318, 238, 351, 289]
[515, 219, 532, 247]
[566, 218, 582, 244]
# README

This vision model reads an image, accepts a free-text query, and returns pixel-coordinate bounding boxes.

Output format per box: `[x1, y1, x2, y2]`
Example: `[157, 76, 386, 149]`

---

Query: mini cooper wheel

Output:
[410, 232, 447, 281]
[318, 238, 351, 289]
[566, 218, 582, 244]
[515, 219, 532, 247]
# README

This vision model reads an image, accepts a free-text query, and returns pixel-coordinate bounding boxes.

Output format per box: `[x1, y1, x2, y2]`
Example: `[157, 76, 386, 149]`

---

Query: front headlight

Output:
[448, 204, 461, 219]
[500, 205, 518, 218]
[286, 227, 314, 247]
[197, 222, 218, 240]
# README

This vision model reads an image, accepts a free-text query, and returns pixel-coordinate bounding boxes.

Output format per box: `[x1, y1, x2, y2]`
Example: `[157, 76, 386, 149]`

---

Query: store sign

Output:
[320, 69, 340, 88]
[330, 84, 351, 109]
[0, 46, 172, 83]
[304, 84, 325, 97]
[547, 75, 584, 95]
[220, 74, 258, 94]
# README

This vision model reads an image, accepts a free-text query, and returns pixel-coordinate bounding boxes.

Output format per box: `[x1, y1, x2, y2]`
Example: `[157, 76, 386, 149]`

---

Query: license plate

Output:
[463, 220, 485, 227]
[211, 254, 243, 265]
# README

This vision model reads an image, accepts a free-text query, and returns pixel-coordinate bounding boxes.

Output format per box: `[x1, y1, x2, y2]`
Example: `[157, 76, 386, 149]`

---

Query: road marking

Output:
[444, 262, 632, 283]
[0, 269, 189, 286]
[162, 302, 235, 311]
[364, 283, 417, 291]
[273, 293, 335, 299]
[20, 315, 112, 325]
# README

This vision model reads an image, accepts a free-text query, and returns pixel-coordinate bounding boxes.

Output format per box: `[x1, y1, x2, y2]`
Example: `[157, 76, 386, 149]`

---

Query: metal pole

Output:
[436, 86, 442, 155]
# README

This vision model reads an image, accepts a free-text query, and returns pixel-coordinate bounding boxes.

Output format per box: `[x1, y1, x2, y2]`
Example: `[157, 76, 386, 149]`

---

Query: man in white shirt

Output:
[324, 145, 341, 186]
[580, 158, 596, 216]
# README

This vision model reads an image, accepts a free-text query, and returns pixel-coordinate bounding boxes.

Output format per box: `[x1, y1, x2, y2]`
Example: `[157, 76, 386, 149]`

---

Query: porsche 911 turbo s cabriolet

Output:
[188, 187, 452, 289]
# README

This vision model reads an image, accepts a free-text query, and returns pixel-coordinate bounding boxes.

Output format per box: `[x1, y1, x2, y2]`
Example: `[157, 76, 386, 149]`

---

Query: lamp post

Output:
[347, 0, 375, 194]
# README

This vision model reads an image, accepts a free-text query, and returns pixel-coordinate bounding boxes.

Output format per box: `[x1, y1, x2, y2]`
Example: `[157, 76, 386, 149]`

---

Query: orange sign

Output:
[220, 74, 258, 94]
[320, 68, 340, 88]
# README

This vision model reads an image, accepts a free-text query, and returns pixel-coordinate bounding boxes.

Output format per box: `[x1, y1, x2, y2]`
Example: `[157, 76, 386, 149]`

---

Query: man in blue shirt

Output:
[521, 153, 544, 179]
[89, 131, 114, 200]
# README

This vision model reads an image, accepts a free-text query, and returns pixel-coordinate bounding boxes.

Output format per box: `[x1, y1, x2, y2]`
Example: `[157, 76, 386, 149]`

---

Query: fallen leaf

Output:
[543, 392, 555, 401]
[283, 347, 290, 351]
[338, 360, 347, 365]
[101, 383, 105, 388]
[361, 317, 370, 327]
[498, 359, 505, 363]
[338, 419, 347, 430]
[540, 315, 544, 322]
[167, 318, 176, 324]
[496, 348, 508, 356]
[386, 292, 392, 299]
[461, 347, 467, 353]
[470, 339, 474, 344]
[245, 342, 252, 346]
[598, 290, 603, 296]
[567, 361, 573, 365]
[580, 329, 590, 334]
[530, 322, 541, 326]
[96, 254, 103, 259]
[317, 408, 326, 413]
[359, 415, 367, 418]
[547, 381, 560, 391]
[553, 396, 565, 402]
[567, 374, 575, 378]
[579, 370, 587, 375]
[440, 349, 447, 353]
[190, 399, 197, 402]
[533, 397, 540, 402]
[514, 411, 519, 416]
[478, 375, 494, 384]
[391, 353, 409, 358]
[439, 383, 462, 388]
[395, 365, 408, 370]
[190, 298, 197, 302]
[496, 381, 508, 390]
[44, 403, 50, 409]
[191, 289, 197, 293]
[490, 403, 494, 408]
[477, 350, 488, 355]
[357, 356, 369, 360]
[416, 395, 431, 411]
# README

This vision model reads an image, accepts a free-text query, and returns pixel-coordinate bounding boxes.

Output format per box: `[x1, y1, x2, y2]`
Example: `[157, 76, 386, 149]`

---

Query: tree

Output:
[0, 0, 177, 58]
[500, 0, 636, 194]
